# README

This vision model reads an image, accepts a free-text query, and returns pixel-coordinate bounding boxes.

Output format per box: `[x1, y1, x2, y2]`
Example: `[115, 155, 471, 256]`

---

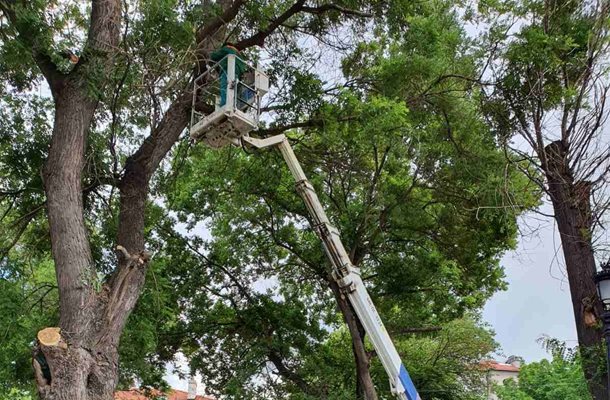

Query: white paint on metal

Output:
[189, 54, 269, 148]
[243, 134, 419, 400]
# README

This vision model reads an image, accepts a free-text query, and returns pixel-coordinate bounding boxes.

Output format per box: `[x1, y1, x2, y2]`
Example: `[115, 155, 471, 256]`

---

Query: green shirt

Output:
[210, 46, 247, 78]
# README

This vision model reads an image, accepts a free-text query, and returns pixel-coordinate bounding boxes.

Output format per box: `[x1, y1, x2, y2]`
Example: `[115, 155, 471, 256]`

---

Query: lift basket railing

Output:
[190, 54, 265, 143]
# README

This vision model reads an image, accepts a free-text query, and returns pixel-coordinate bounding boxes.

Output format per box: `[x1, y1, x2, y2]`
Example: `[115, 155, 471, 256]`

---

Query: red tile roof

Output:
[114, 388, 214, 400]
[480, 360, 520, 372]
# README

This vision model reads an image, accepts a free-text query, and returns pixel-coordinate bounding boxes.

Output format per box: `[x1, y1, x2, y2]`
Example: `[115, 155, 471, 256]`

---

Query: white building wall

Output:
[486, 370, 519, 400]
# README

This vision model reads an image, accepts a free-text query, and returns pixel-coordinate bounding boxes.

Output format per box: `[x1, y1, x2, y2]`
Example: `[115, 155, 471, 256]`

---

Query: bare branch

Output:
[196, 0, 246, 44]
[0, 0, 64, 90]
[235, 0, 307, 50]
[301, 4, 372, 18]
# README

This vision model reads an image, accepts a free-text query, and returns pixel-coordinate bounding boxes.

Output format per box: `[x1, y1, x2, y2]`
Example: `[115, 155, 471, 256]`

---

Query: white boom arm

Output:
[242, 134, 421, 400]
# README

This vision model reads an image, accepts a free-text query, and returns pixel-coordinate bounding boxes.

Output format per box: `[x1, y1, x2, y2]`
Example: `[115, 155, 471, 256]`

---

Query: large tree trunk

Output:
[38, 81, 123, 399]
[44, 82, 98, 345]
[33, 1, 126, 398]
[35, 94, 192, 400]
[20, 0, 350, 396]
[545, 141, 606, 399]
[34, 344, 119, 400]
[329, 280, 379, 400]
[30, 0, 237, 394]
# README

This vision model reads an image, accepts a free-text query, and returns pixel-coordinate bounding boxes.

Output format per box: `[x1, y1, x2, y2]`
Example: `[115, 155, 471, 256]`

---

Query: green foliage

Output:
[0, 257, 57, 397]
[0, 94, 51, 258]
[2, 388, 34, 400]
[294, 318, 496, 400]
[396, 318, 496, 399]
[480, 0, 610, 141]
[159, 26, 536, 399]
[0, 0, 543, 398]
[149, 1, 539, 397]
[497, 339, 592, 400]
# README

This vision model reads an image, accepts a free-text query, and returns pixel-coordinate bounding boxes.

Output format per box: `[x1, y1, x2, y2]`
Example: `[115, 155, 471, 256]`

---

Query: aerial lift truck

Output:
[190, 54, 421, 400]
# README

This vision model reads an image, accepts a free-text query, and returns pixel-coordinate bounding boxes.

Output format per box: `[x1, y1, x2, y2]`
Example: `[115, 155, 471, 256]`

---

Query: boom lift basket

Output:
[190, 54, 269, 148]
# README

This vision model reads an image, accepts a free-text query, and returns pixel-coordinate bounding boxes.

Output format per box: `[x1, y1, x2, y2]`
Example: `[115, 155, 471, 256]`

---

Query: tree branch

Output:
[0, 0, 64, 90]
[301, 4, 372, 18]
[268, 350, 319, 396]
[196, 0, 246, 44]
[235, 0, 307, 49]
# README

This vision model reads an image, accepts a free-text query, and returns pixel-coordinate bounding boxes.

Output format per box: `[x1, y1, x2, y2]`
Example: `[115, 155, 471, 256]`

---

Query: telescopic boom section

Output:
[241, 135, 421, 400]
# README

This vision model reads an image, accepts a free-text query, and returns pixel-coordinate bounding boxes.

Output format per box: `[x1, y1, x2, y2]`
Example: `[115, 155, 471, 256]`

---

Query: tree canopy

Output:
[497, 338, 592, 400]
[480, 0, 610, 395]
[0, 0, 554, 399]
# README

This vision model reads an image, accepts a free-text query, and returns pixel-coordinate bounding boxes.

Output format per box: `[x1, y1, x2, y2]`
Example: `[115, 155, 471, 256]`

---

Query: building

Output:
[115, 377, 214, 400]
[480, 358, 521, 400]
[114, 388, 214, 400]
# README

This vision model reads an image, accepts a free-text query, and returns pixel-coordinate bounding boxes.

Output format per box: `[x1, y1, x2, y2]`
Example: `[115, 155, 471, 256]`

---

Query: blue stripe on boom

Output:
[398, 364, 420, 400]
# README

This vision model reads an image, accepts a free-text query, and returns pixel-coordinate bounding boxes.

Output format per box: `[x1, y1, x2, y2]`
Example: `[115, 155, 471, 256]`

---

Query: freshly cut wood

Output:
[37, 327, 61, 347]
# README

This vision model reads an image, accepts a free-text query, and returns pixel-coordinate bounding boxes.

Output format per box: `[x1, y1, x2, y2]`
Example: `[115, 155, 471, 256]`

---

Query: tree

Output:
[390, 318, 497, 400]
[159, 17, 537, 392]
[481, 0, 610, 397]
[0, 259, 57, 397]
[295, 317, 498, 400]
[496, 338, 592, 400]
[0, 0, 390, 398]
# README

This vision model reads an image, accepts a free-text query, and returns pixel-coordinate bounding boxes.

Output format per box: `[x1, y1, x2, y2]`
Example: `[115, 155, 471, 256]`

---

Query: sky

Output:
[483, 203, 578, 363]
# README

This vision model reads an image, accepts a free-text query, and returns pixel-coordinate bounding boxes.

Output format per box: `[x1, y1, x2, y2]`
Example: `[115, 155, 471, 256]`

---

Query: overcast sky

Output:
[483, 203, 578, 363]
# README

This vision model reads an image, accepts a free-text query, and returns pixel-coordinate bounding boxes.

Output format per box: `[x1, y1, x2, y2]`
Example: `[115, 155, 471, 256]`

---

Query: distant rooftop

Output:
[114, 388, 214, 400]
[480, 360, 520, 373]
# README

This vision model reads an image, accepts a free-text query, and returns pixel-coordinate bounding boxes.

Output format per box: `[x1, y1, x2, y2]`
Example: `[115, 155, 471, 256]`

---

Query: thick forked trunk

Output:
[26, 0, 276, 397]
[35, 93, 189, 400]
[545, 141, 606, 399]
[329, 280, 379, 400]
[39, 80, 122, 400]
[35, 0, 123, 397]
[35, 20, 207, 400]
[35, 345, 119, 400]
[35, 97, 188, 400]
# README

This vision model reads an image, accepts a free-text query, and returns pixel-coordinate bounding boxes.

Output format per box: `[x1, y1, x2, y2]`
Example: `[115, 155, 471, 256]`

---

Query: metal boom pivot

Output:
[242, 134, 421, 400]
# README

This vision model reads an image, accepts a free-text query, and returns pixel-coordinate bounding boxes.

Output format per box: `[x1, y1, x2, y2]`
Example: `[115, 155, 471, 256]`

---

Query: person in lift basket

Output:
[210, 42, 254, 110]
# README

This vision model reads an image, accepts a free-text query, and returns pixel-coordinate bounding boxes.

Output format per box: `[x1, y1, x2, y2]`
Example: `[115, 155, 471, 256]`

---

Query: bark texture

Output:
[44, 82, 98, 343]
[545, 141, 606, 399]
[25, 0, 154, 397]
[36, 0, 124, 397]
[330, 280, 379, 400]
[31, 0, 238, 396]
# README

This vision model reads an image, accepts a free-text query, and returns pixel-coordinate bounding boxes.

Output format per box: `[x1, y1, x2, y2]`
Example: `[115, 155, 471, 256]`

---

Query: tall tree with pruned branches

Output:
[481, 0, 610, 398]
